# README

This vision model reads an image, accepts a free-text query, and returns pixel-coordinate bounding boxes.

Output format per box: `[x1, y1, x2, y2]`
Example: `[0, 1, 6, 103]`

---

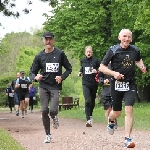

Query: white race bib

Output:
[115, 80, 129, 91]
[21, 84, 27, 88]
[46, 63, 59, 72]
[9, 93, 14, 97]
[85, 67, 93, 74]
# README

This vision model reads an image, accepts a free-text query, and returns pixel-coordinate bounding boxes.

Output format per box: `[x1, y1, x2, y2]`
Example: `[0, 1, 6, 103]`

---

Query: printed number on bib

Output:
[115, 81, 129, 91]
[21, 84, 27, 88]
[46, 63, 59, 72]
[85, 67, 93, 74]
[9, 93, 14, 97]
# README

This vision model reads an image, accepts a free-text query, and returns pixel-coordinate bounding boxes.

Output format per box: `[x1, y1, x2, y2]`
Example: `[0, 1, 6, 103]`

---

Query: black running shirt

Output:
[79, 57, 100, 85]
[30, 48, 72, 90]
[101, 44, 141, 82]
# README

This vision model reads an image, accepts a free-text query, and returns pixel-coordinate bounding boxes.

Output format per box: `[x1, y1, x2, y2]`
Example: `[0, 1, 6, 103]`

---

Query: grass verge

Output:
[0, 128, 25, 150]
[58, 102, 150, 131]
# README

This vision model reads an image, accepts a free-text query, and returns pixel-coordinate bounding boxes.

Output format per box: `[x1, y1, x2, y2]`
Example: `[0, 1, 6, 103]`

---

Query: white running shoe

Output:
[124, 137, 135, 148]
[90, 116, 93, 124]
[86, 120, 92, 127]
[107, 123, 115, 135]
[43, 134, 51, 143]
[25, 110, 27, 115]
[52, 116, 59, 129]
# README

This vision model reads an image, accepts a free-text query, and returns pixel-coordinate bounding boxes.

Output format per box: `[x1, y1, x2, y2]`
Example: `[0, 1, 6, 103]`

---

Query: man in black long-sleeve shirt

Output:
[78, 46, 100, 127]
[30, 32, 72, 143]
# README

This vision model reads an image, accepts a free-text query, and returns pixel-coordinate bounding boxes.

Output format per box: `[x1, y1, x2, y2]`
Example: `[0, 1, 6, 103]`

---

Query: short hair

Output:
[85, 46, 92, 51]
[119, 29, 132, 37]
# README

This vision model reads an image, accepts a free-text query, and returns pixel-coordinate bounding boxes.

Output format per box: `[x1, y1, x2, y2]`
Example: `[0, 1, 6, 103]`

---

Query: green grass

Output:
[0, 128, 25, 150]
[58, 102, 150, 131]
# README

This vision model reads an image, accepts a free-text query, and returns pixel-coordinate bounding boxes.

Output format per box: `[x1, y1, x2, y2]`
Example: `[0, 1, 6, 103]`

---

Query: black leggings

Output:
[29, 96, 34, 110]
[82, 84, 98, 121]
[8, 97, 14, 111]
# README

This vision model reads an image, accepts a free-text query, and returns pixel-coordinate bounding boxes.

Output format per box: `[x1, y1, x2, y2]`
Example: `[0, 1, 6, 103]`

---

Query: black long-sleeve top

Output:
[30, 48, 72, 90]
[79, 56, 100, 85]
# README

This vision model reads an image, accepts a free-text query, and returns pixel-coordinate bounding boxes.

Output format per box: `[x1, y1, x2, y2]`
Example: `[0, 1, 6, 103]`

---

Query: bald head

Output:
[16, 72, 20, 78]
[119, 29, 132, 37]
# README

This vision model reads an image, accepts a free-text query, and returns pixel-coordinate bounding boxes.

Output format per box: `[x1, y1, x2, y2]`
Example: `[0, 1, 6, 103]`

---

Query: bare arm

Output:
[135, 59, 146, 74]
[99, 64, 115, 76]
[99, 64, 124, 80]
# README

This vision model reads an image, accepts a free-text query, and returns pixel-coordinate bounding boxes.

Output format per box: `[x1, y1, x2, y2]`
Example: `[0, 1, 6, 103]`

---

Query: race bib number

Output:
[46, 63, 59, 72]
[9, 93, 14, 97]
[33, 96, 36, 100]
[115, 81, 129, 91]
[21, 84, 27, 88]
[85, 67, 93, 74]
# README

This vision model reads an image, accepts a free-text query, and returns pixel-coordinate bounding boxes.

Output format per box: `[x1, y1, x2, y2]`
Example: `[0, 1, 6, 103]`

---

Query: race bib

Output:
[33, 96, 36, 100]
[46, 63, 59, 72]
[115, 80, 129, 91]
[85, 67, 93, 74]
[9, 93, 14, 97]
[21, 84, 27, 88]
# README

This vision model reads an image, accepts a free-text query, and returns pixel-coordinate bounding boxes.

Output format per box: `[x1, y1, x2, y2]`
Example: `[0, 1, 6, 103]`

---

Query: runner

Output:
[78, 46, 100, 127]
[29, 83, 37, 113]
[12, 72, 20, 116]
[30, 31, 72, 143]
[6, 82, 14, 113]
[98, 63, 117, 129]
[15, 71, 31, 118]
[99, 29, 146, 148]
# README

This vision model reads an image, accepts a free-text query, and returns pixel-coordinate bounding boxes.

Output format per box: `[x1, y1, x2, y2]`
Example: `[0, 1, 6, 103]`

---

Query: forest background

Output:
[0, 0, 150, 107]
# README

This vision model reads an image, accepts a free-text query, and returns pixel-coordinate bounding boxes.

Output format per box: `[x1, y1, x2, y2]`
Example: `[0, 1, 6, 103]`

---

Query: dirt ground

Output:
[0, 110, 150, 150]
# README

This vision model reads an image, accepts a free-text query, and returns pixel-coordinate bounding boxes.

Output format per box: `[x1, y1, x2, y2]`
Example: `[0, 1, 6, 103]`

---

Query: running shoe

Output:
[25, 109, 27, 115]
[52, 116, 59, 129]
[124, 137, 135, 148]
[43, 134, 51, 143]
[114, 119, 118, 129]
[107, 122, 115, 135]
[86, 120, 92, 127]
[90, 116, 93, 124]
[16, 111, 19, 116]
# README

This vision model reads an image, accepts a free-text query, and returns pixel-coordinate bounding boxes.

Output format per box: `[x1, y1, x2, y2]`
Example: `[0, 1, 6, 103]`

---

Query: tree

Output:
[0, 0, 58, 18]
[0, 31, 43, 78]
[43, 0, 150, 101]
[0, 0, 32, 18]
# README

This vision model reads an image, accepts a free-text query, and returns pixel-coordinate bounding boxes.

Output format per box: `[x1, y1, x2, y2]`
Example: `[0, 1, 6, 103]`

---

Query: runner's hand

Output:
[55, 76, 62, 84]
[140, 66, 146, 74]
[113, 72, 124, 80]
[35, 74, 43, 81]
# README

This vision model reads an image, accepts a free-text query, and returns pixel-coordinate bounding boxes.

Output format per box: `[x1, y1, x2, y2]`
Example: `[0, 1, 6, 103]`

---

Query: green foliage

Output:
[43, 0, 112, 59]
[1, 0, 150, 102]
[42, 0, 150, 101]
[0, 128, 25, 150]
[0, 77, 14, 106]
[0, 32, 43, 78]
[16, 46, 41, 75]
